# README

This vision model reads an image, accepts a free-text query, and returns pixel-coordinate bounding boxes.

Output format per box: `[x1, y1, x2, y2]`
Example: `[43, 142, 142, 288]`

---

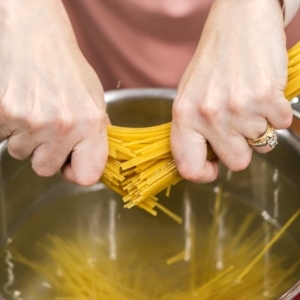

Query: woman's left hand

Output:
[171, 0, 293, 183]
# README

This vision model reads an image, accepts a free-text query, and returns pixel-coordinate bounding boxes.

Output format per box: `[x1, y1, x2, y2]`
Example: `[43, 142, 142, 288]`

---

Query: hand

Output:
[0, 0, 108, 186]
[171, 0, 292, 183]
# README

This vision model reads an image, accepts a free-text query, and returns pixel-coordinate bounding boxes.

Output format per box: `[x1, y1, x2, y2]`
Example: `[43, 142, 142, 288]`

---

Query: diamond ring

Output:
[246, 122, 278, 149]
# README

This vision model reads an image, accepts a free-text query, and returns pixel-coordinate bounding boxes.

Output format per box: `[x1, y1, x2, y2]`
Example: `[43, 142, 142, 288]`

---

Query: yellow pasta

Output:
[11, 190, 300, 300]
[285, 42, 300, 98]
[100, 42, 300, 220]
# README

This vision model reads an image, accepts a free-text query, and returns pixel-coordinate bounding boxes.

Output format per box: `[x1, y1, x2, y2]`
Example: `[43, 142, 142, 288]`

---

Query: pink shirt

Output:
[63, 0, 300, 91]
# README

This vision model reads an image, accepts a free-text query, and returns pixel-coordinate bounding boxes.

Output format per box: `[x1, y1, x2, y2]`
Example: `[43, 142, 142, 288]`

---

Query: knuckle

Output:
[228, 97, 248, 117]
[53, 114, 75, 134]
[254, 79, 273, 101]
[26, 116, 46, 132]
[172, 95, 191, 121]
[2, 104, 24, 123]
[84, 109, 107, 129]
[198, 101, 220, 123]
[1, 102, 45, 132]
[27, 112, 76, 135]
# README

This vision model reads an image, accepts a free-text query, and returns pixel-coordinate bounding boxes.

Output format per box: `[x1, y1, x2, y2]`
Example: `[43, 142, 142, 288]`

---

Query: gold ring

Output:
[246, 122, 278, 149]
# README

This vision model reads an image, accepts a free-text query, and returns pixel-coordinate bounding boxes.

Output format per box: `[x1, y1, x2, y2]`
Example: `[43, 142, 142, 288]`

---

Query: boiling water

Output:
[0, 177, 299, 300]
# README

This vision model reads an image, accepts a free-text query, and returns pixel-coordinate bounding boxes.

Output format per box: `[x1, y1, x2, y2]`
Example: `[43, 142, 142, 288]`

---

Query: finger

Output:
[61, 132, 108, 186]
[0, 122, 11, 142]
[31, 142, 73, 177]
[236, 119, 274, 154]
[250, 139, 277, 153]
[6, 133, 40, 160]
[171, 123, 219, 183]
[264, 94, 293, 130]
[246, 122, 278, 154]
[208, 133, 253, 172]
[219, 111, 273, 162]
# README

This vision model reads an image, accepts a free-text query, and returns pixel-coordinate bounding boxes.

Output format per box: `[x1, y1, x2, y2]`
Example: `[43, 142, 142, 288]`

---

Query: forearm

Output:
[0, 0, 74, 38]
[0, 0, 81, 85]
[0, 0, 67, 17]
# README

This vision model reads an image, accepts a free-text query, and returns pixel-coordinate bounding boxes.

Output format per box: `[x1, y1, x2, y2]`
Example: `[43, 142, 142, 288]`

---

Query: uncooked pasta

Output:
[285, 42, 300, 99]
[101, 42, 300, 220]
[11, 189, 300, 299]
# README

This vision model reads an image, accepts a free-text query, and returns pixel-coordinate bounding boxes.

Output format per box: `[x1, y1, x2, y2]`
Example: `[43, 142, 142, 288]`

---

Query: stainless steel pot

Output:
[0, 88, 299, 299]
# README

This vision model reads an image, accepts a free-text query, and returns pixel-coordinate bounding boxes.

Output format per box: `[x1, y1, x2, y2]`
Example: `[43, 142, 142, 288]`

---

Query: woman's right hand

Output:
[0, 0, 108, 186]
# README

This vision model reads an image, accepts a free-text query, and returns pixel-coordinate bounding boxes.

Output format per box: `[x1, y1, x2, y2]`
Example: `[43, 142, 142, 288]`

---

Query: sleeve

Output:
[284, 0, 300, 27]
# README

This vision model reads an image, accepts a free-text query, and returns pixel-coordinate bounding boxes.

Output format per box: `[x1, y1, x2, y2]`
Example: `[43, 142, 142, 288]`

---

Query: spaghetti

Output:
[11, 191, 300, 299]
[101, 42, 300, 219]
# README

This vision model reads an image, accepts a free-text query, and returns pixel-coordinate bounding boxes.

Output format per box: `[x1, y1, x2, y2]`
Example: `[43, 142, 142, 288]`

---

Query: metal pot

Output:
[0, 88, 299, 299]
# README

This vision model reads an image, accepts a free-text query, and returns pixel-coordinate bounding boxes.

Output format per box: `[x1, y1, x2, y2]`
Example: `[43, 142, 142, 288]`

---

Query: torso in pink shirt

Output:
[63, 0, 300, 90]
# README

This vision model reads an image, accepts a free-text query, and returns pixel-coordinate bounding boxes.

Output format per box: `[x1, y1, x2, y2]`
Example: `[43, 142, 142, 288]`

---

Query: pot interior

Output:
[0, 89, 299, 299]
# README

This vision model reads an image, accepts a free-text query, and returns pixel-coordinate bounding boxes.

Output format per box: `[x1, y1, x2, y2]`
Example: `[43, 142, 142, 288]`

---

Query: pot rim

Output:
[104, 87, 300, 151]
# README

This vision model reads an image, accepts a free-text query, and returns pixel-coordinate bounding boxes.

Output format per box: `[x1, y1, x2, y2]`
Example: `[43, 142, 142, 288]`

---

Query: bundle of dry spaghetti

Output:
[286, 41, 300, 99]
[101, 124, 213, 224]
[101, 42, 300, 219]
[11, 194, 300, 299]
